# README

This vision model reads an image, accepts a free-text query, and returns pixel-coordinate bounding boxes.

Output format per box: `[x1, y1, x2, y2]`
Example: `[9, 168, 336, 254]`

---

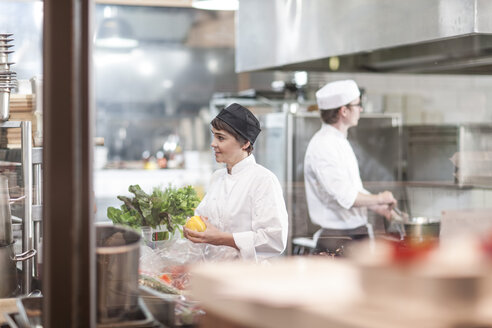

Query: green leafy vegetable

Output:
[107, 184, 200, 236]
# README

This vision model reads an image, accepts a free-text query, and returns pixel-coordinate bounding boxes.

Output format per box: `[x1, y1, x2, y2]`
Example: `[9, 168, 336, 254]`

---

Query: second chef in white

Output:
[304, 80, 397, 242]
[184, 103, 288, 262]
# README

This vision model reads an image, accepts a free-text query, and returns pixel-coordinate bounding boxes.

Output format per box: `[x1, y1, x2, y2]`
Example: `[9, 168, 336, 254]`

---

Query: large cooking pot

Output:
[0, 242, 36, 297]
[387, 209, 441, 242]
[96, 224, 141, 324]
[403, 217, 441, 241]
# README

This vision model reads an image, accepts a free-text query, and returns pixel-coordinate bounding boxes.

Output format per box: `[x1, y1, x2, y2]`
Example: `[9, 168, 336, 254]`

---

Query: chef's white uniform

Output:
[196, 155, 288, 262]
[304, 123, 368, 230]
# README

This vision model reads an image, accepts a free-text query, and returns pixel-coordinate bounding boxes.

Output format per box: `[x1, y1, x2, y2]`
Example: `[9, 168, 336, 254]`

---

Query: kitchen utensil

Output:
[388, 206, 440, 241]
[0, 62, 14, 68]
[392, 207, 408, 221]
[16, 296, 42, 328]
[403, 217, 440, 241]
[138, 285, 176, 327]
[0, 90, 10, 123]
[96, 224, 141, 324]
[0, 174, 14, 244]
[0, 34, 16, 122]
[0, 242, 36, 297]
[15, 295, 155, 328]
[388, 207, 408, 239]
[4, 312, 23, 328]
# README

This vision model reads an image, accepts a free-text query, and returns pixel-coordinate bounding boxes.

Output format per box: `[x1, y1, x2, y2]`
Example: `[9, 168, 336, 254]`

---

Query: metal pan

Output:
[390, 208, 440, 241]
[403, 216, 440, 241]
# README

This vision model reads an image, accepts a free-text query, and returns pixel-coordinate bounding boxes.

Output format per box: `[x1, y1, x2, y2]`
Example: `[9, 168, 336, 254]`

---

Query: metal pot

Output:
[403, 217, 441, 242]
[0, 175, 13, 245]
[0, 175, 25, 245]
[0, 242, 36, 297]
[96, 224, 141, 324]
[388, 209, 441, 242]
[0, 90, 9, 122]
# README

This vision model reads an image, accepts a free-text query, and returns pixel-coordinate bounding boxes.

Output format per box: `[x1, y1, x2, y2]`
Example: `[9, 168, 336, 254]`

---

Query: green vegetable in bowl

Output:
[107, 184, 200, 236]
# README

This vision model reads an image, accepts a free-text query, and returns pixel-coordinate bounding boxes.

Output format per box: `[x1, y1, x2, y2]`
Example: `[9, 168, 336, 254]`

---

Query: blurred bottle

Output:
[142, 150, 157, 170]
[156, 151, 167, 169]
[163, 134, 185, 169]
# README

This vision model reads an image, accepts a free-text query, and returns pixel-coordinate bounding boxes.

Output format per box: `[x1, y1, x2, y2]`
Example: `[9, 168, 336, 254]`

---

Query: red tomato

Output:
[159, 273, 172, 284]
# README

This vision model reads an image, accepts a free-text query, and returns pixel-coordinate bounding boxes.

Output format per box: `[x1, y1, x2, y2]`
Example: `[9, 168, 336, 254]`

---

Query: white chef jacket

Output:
[195, 155, 288, 262]
[304, 123, 368, 229]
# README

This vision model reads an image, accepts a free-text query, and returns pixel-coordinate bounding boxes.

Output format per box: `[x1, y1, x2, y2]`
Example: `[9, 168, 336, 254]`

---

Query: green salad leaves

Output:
[107, 184, 200, 235]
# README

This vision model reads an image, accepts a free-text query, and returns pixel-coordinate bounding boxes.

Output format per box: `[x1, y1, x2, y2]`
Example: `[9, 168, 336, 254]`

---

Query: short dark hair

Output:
[320, 108, 341, 124]
[211, 117, 254, 154]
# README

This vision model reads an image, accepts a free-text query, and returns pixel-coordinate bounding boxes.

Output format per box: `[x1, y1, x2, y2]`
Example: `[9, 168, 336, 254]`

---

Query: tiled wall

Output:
[406, 187, 492, 219]
[308, 72, 492, 125]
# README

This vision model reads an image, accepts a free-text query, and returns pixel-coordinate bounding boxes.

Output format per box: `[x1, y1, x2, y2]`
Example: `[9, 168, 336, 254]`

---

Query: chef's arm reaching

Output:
[353, 191, 396, 207]
[368, 204, 394, 220]
[353, 191, 396, 219]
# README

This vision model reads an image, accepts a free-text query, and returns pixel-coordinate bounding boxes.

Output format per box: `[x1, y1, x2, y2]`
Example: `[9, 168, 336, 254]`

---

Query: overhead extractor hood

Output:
[236, 0, 492, 74]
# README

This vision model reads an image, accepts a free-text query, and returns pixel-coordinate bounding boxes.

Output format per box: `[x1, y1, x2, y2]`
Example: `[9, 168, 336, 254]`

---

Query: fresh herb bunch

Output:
[107, 184, 200, 235]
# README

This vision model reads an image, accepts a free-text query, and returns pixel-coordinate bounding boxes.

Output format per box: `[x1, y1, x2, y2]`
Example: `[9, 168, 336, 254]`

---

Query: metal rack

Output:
[0, 120, 42, 294]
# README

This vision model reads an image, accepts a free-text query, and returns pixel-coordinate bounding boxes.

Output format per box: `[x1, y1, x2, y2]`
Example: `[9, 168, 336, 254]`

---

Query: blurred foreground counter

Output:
[190, 256, 492, 328]
[0, 299, 17, 325]
[190, 258, 360, 328]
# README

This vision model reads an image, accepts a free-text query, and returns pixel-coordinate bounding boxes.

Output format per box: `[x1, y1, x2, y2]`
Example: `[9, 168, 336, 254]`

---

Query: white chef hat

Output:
[315, 80, 360, 110]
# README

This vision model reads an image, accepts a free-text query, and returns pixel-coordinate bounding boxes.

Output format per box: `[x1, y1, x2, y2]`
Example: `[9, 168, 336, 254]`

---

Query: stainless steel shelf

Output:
[0, 121, 22, 128]
[0, 147, 42, 164]
[0, 121, 35, 293]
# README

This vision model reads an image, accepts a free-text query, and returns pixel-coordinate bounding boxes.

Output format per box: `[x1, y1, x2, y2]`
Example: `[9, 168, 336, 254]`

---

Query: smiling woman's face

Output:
[211, 127, 247, 167]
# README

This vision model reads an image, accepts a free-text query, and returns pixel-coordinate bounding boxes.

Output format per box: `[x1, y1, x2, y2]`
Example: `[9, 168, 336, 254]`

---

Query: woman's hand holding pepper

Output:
[184, 217, 238, 249]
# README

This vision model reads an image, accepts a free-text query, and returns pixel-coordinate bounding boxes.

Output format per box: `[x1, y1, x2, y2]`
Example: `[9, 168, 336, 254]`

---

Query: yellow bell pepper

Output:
[185, 216, 206, 232]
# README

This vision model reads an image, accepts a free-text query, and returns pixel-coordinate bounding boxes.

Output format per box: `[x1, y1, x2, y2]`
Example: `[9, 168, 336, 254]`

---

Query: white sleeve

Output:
[311, 153, 359, 210]
[232, 174, 288, 261]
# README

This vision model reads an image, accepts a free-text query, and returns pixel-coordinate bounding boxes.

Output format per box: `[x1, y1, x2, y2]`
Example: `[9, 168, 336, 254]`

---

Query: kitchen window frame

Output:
[43, 0, 95, 326]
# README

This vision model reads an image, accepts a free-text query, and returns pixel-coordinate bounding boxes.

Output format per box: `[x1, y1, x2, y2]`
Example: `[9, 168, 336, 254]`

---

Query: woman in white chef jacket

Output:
[183, 103, 288, 262]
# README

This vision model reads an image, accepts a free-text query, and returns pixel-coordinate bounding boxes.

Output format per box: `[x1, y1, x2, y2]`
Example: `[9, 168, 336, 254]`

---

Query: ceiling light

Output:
[94, 17, 138, 49]
[95, 37, 138, 49]
[192, 0, 239, 11]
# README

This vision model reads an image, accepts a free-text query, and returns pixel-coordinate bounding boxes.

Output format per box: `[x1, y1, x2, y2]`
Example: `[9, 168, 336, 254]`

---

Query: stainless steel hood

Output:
[236, 0, 492, 74]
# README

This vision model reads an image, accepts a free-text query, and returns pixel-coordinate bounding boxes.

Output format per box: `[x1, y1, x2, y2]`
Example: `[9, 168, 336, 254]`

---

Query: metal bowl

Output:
[404, 217, 440, 241]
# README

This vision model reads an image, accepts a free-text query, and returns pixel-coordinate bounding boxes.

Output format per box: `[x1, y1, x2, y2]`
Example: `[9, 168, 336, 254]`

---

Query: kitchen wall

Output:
[407, 187, 491, 218]
[93, 5, 294, 162]
[301, 72, 492, 226]
[94, 6, 237, 161]
[308, 72, 492, 125]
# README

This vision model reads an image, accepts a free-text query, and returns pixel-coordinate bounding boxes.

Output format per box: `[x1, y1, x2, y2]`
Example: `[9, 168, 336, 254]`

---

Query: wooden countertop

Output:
[189, 257, 492, 328]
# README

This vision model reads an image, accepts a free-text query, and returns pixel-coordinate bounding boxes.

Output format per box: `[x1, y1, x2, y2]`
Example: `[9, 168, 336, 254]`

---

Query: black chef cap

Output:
[215, 103, 261, 144]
